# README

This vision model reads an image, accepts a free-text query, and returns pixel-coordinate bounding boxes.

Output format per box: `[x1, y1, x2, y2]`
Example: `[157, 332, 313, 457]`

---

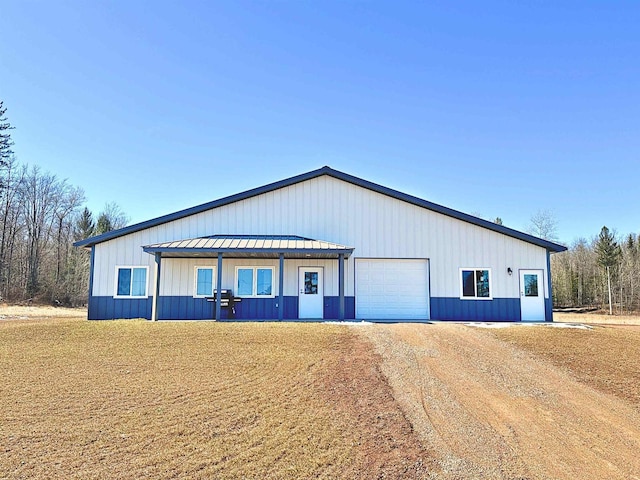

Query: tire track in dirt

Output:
[356, 323, 640, 480]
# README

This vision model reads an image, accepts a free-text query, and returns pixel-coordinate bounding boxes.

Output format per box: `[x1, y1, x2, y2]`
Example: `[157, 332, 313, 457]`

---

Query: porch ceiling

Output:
[142, 234, 354, 259]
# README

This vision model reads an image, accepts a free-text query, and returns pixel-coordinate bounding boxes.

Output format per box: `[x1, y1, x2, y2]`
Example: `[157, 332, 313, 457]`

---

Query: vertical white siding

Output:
[92, 175, 549, 299]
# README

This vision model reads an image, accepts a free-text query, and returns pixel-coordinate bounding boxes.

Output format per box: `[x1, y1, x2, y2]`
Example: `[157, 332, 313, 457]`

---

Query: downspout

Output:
[546, 250, 553, 322]
[87, 246, 95, 320]
[216, 253, 223, 321]
[338, 253, 345, 321]
[151, 253, 162, 321]
[278, 253, 284, 321]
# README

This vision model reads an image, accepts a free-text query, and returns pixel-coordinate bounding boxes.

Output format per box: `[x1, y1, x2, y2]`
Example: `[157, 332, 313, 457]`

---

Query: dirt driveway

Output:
[357, 323, 640, 480]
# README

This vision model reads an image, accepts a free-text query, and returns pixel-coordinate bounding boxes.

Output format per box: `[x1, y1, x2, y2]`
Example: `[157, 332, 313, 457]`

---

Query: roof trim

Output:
[142, 247, 353, 257]
[141, 234, 355, 258]
[73, 166, 567, 253]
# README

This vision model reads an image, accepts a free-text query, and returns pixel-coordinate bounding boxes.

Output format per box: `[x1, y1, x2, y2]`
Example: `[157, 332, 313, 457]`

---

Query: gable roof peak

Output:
[73, 165, 567, 253]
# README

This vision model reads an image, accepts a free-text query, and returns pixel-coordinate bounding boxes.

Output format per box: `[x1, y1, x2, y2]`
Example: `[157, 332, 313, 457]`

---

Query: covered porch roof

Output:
[146, 235, 351, 322]
[142, 234, 354, 259]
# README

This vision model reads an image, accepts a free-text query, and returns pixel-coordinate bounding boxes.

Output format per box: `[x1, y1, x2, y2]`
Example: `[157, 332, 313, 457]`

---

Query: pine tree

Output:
[95, 213, 113, 235]
[75, 207, 95, 241]
[95, 202, 128, 235]
[0, 101, 14, 169]
[595, 226, 621, 269]
[626, 233, 637, 256]
[595, 226, 621, 314]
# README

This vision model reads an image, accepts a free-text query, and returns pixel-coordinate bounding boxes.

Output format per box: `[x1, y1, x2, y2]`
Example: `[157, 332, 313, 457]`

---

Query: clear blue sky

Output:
[2, 1, 639, 245]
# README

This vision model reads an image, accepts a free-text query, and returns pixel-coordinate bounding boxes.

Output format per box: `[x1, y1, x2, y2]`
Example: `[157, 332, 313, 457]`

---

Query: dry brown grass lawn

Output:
[0, 317, 430, 479]
[555, 311, 640, 326]
[489, 323, 640, 407]
[0, 305, 87, 319]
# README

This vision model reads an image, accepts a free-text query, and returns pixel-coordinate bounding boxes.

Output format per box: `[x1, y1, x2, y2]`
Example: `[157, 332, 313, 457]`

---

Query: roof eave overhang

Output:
[142, 246, 354, 259]
[546, 243, 568, 254]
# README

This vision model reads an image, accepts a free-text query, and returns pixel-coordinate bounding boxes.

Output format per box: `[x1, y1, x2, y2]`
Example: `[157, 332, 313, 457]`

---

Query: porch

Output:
[142, 235, 354, 321]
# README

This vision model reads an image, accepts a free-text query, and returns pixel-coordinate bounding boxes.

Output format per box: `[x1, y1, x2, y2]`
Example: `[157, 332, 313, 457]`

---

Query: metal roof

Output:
[142, 234, 355, 259]
[74, 166, 567, 253]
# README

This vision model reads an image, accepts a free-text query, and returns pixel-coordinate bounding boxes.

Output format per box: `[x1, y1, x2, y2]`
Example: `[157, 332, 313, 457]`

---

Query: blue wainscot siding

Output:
[89, 297, 153, 320]
[324, 296, 356, 320]
[232, 297, 280, 320]
[158, 297, 222, 320]
[431, 298, 521, 321]
[88, 296, 549, 322]
[88, 296, 356, 321]
[230, 296, 355, 320]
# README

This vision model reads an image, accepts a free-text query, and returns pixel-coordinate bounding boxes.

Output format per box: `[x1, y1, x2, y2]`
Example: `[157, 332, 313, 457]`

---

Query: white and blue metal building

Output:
[74, 167, 567, 322]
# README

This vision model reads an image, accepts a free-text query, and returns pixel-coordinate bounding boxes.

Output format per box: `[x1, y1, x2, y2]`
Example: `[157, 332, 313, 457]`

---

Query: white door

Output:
[520, 269, 546, 321]
[356, 259, 430, 320]
[298, 267, 323, 319]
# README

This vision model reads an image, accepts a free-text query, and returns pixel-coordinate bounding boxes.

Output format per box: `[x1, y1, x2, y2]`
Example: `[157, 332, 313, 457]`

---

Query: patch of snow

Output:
[324, 321, 373, 326]
[465, 322, 522, 328]
[465, 322, 593, 330]
[545, 323, 593, 330]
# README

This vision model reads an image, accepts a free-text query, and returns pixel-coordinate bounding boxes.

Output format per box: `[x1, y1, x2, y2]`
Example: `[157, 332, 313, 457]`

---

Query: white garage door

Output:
[356, 259, 430, 320]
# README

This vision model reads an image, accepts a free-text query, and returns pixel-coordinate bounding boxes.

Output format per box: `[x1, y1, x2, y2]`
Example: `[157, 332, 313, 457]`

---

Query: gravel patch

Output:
[355, 323, 640, 480]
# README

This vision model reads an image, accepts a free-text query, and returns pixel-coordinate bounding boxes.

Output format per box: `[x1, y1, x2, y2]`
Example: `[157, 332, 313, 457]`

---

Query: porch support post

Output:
[546, 250, 553, 322]
[338, 253, 345, 321]
[216, 252, 223, 321]
[278, 253, 285, 321]
[87, 246, 96, 320]
[151, 253, 162, 321]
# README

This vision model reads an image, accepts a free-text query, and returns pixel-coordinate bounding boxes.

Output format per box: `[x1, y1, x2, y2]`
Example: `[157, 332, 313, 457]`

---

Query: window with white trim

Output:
[114, 266, 148, 298]
[460, 268, 492, 299]
[194, 266, 216, 298]
[235, 267, 274, 297]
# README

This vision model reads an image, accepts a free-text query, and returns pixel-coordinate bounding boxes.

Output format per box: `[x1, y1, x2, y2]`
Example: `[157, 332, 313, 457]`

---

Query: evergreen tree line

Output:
[551, 226, 640, 313]
[0, 158, 128, 305]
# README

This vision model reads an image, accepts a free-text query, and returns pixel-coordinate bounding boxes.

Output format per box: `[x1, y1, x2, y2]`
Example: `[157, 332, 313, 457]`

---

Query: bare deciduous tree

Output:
[0, 101, 128, 305]
[0, 157, 25, 298]
[21, 166, 65, 296]
[528, 209, 559, 242]
[0, 156, 127, 305]
[96, 202, 129, 234]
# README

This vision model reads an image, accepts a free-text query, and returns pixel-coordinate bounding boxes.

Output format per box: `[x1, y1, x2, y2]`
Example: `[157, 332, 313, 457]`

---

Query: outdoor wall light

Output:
[507, 267, 513, 276]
